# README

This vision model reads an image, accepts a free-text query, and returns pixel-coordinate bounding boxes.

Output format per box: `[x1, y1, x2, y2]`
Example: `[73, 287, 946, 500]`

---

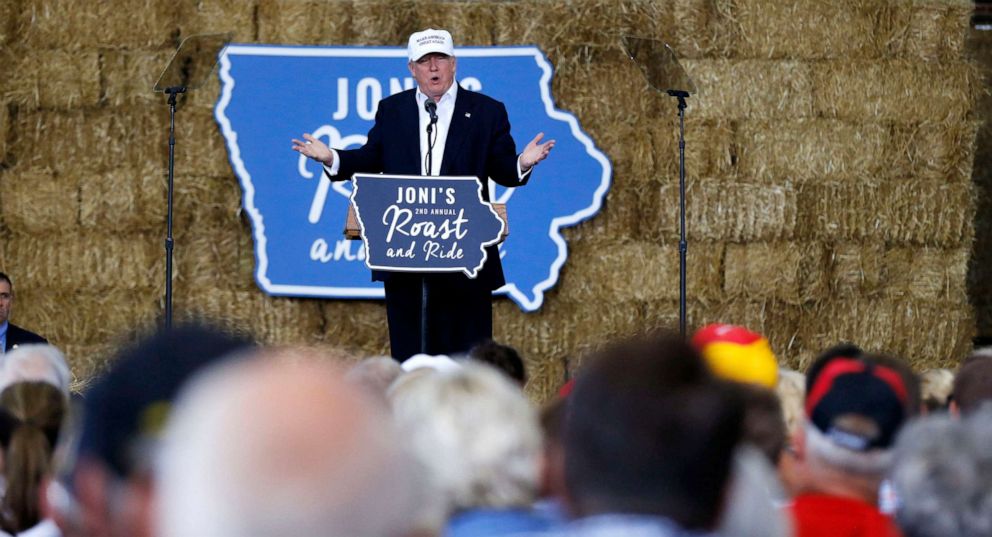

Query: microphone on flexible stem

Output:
[424, 99, 439, 175]
[424, 99, 438, 128]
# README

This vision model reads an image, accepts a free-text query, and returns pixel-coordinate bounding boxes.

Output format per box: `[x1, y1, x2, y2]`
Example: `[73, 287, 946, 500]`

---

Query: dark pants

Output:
[384, 273, 493, 362]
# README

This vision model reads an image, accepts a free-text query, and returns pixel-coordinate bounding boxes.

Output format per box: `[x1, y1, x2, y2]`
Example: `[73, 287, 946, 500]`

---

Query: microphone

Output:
[424, 99, 438, 125]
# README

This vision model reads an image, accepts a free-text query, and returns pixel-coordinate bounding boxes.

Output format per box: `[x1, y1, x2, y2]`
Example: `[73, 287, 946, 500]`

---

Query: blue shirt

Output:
[445, 507, 557, 537]
[0, 321, 7, 354]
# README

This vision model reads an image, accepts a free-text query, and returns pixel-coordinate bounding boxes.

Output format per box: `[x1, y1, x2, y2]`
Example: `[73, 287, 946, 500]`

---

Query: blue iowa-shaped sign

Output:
[215, 44, 611, 312]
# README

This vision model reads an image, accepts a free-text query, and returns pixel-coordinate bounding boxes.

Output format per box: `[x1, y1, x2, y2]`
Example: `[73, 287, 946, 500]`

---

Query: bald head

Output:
[156, 350, 418, 537]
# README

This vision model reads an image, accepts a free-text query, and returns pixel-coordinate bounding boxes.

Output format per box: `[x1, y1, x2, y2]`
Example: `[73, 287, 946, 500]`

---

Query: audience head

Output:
[952, 354, 992, 416]
[728, 381, 787, 465]
[467, 339, 527, 386]
[563, 331, 742, 529]
[890, 407, 992, 537]
[345, 356, 403, 397]
[0, 381, 67, 533]
[692, 323, 778, 389]
[0, 343, 72, 396]
[797, 352, 909, 497]
[65, 322, 252, 537]
[157, 349, 418, 537]
[920, 367, 954, 413]
[390, 362, 542, 517]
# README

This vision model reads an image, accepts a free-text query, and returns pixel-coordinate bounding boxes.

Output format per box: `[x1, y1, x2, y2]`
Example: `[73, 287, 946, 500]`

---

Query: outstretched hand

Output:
[291, 133, 334, 167]
[520, 132, 556, 171]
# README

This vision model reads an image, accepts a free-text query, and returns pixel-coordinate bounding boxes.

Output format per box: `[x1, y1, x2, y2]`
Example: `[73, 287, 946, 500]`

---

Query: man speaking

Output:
[293, 29, 554, 361]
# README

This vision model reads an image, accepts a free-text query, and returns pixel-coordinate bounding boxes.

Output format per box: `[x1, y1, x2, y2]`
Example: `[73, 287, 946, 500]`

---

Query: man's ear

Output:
[407, 61, 415, 77]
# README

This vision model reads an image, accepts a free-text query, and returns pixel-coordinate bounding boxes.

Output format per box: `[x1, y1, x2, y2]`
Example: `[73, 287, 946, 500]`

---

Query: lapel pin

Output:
[465, 112, 471, 118]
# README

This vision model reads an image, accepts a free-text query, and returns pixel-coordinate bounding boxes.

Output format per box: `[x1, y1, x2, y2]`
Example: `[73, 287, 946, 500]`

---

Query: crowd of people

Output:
[0, 303, 987, 537]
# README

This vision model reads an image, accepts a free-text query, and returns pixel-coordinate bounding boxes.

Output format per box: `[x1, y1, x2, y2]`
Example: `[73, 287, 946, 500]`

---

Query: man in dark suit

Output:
[294, 28, 554, 361]
[0, 272, 47, 353]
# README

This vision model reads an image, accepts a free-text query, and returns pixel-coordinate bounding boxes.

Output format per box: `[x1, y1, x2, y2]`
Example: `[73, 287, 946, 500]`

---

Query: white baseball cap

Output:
[407, 28, 455, 62]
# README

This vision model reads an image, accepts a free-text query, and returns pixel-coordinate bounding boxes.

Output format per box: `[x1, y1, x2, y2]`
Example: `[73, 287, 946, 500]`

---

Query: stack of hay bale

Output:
[0, 0, 984, 399]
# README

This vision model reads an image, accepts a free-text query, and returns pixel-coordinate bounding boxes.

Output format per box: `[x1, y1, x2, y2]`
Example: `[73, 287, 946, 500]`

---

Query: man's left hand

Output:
[520, 132, 556, 171]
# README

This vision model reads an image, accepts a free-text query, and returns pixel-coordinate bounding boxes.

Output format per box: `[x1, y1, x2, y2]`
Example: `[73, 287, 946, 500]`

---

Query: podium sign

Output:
[351, 173, 506, 278]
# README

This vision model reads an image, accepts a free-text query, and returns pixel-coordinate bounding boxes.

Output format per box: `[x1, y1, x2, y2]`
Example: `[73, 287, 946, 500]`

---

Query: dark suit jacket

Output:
[332, 87, 527, 290]
[4, 323, 47, 352]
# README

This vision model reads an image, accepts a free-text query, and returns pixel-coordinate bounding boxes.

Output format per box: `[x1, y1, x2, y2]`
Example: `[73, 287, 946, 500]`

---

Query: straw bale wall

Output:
[0, 0, 986, 398]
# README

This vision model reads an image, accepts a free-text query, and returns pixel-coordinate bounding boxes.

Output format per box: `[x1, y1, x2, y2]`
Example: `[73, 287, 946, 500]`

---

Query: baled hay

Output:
[811, 60, 981, 122]
[683, 60, 813, 121]
[887, 120, 982, 184]
[173, 174, 244, 229]
[80, 165, 167, 232]
[5, 231, 163, 294]
[829, 242, 884, 297]
[14, 287, 161, 349]
[258, 0, 354, 45]
[175, 107, 232, 178]
[724, 242, 828, 305]
[552, 52, 660, 129]
[184, 73, 224, 111]
[16, 0, 177, 49]
[556, 238, 724, 304]
[0, 167, 80, 234]
[492, 300, 570, 402]
[884, 0, 973, 61]
[1, 50, 100, 110]
[494, 0, 626, 50]
[12, 107, 166, 174]
[797, 179, 973, 246]
[319, 300, 389, 356]
[415, 1, 499, 46]
[500, 298, 647, 369]
[350, 0, 419, 46]
[0, 102, 8, 160]
[880, 178, 974, 246]
[523, 350, 567, 404]
[649, 119, 734, 180]
[176, 289, 324, 345]
[60, 342, 118, 392]
[0, 0, 17, 45]
[736, 120, 889, 183]
[561, 182, 656, 243]
[691, 298, 804, 369]
[649, 178, 798, 242]
[880, 246, 969, 303]
[179, 0, 258, 43]
[731, 0, 881, 60]
[596, 122, 655, 184]
[101, 49, 174, 107]
[670, 0, 738, 59]
[173, 218, 256, 293]
[800, 298, 973, 370]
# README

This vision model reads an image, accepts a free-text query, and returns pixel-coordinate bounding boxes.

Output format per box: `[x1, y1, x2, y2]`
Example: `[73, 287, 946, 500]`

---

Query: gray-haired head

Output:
[389, 362, 542, 516]
[891, 407, 992, 537]
[0, 344, 72, 396]
[156, 349, 420, 537]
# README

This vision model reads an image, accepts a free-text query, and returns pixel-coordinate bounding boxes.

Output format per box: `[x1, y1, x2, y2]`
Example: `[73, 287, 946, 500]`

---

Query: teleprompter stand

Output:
[621, 37, 698, 338]
[153, 33, 232, 328]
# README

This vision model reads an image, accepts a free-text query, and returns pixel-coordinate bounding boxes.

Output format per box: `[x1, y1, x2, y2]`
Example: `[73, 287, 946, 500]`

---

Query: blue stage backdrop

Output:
[216, 44, 612, 312]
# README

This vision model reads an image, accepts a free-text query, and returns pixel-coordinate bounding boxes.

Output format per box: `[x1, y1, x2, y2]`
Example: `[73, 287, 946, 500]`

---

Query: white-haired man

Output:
[388, 362, 552, 536]
[156, 349, 420, 537]
[789, 353, 908, 537]
[293, 29, 555, 362]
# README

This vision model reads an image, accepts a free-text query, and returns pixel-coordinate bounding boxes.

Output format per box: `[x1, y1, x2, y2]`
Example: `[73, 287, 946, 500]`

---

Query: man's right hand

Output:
[291, 133, 334, 166]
